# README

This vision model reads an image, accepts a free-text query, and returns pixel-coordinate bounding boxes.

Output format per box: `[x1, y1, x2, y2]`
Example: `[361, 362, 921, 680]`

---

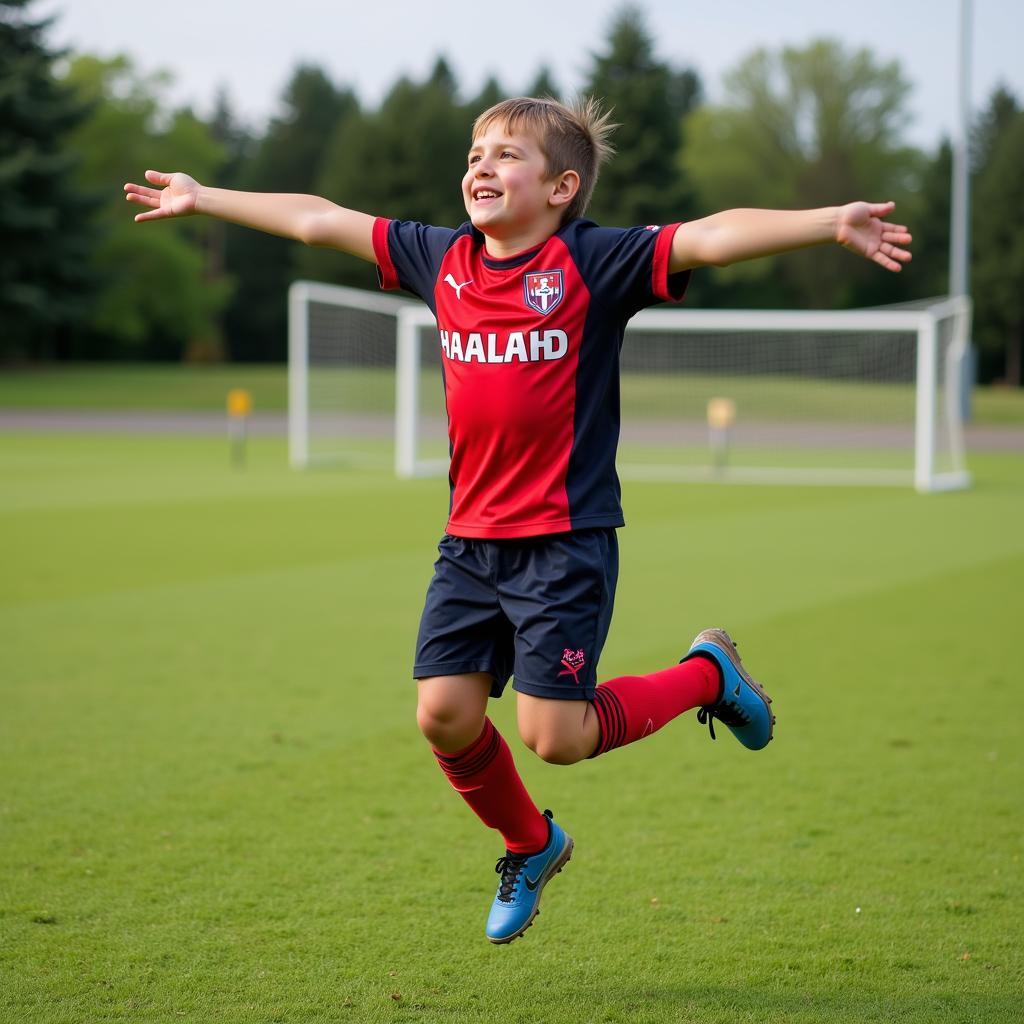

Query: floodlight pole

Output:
[950, 0, 973, 415]
[950, 0, 971, 296]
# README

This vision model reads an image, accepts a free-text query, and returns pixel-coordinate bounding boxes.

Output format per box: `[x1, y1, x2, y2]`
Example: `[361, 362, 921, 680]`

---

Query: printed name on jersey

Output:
[523, 270, 564, 315]
[439, 328, 568, 363]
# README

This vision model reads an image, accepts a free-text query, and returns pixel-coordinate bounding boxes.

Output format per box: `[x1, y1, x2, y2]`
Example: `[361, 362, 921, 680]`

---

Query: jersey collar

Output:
[475, 219, 583, 271]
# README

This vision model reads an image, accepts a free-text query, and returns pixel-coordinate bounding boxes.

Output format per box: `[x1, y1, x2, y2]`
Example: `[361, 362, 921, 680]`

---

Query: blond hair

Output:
[472, 96, 617, 223]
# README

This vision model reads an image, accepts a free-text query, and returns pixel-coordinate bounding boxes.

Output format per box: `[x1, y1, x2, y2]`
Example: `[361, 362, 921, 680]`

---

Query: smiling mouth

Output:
[473, 189, 502, 201]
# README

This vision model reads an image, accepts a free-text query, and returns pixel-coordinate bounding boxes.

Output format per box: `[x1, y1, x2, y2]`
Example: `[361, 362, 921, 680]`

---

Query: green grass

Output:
[2, 432, 1023, 1023]
[2, 363, 1023, 425]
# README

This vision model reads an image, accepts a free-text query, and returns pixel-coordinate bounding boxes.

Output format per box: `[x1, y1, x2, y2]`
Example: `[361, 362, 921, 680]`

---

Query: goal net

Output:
[289, 282, 972, 493]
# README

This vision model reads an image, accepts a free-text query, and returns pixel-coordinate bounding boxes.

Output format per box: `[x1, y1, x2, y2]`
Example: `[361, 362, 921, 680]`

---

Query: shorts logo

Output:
[558, 648, 586, 685]
[524, 270, 564, 315]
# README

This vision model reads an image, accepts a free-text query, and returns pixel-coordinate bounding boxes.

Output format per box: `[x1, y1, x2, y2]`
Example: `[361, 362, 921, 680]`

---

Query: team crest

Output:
[523, 270, 564, 315]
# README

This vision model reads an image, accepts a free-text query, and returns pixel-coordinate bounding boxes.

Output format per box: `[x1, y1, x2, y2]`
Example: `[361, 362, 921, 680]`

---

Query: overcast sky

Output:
[43, 0, 1024, 150]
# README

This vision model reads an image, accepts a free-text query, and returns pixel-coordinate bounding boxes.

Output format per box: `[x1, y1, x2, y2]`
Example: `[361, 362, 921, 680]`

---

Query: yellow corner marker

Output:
[707, 397, 736, 473]
[227, 389, 253, 418]
[706, 397, 736, 431]
[227, 389, 253, 466]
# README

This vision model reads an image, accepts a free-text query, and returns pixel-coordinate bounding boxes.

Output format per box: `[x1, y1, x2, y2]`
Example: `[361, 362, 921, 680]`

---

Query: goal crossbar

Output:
[289, 283, 972, 493]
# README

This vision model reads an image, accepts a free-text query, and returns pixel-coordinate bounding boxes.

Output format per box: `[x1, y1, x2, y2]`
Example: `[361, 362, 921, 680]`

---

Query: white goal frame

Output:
[289, 283, 972, 493]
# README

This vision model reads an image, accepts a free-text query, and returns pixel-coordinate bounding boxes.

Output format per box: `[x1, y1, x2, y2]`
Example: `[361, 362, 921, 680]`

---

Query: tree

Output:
[971, 83, 1018, 175]
[527, 66, 560, 100]
[222, 65, 356, 361]
[972, 104, 1024, 386]
[906, 139, 952, 301]
[467, 75, 504, 115]
[0, 0, 96, 360]
[62, 54, 228, 359]
[582, 5, 701, 228]
[335, 57, 466, 226]
[682, 39, 921, 309]
[296, 59, 468, 292]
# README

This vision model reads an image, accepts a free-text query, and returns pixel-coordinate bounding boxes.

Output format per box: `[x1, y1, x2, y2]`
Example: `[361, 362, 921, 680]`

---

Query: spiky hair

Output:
[471, 95, 617, 222]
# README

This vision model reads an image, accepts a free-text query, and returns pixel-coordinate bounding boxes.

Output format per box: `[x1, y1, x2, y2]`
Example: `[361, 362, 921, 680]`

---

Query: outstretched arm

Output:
[123, 170, 376, 261]
[670, 201, 912, 274]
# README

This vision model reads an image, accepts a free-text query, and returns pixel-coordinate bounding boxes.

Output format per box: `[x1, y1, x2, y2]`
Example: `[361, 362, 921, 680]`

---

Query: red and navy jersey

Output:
[372, 217, 690, 539]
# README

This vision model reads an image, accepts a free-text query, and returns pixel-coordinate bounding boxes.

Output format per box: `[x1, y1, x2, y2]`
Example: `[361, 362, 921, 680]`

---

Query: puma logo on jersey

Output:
[444, 274, 473, 299]
[439, 328, 568, 363]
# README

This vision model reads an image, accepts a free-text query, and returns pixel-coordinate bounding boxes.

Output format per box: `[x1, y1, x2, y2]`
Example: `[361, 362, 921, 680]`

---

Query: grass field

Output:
[2, 424, 1023, 1022]
[3, 363, 1024, 424]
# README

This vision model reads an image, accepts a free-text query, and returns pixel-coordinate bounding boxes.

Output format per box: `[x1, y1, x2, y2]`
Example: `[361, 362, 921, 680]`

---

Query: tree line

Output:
[2, 0, 1021, 384]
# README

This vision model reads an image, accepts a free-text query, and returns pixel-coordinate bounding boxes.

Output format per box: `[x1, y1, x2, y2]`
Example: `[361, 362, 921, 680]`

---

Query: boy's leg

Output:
[419, 673, 566, 944]
[516, 630, 773, 763]
[587, 656, 722, 757]
[517, 655, 718, 763]
[418, 673, 549, 854]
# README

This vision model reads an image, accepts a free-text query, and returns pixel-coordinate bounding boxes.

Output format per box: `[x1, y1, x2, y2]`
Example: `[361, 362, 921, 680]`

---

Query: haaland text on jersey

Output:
[439, 328, 569, 363]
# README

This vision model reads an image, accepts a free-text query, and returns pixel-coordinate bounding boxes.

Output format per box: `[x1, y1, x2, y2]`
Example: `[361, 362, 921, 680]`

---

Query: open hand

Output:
[123, 170, 201, 222]
[836, 201, 912, 272]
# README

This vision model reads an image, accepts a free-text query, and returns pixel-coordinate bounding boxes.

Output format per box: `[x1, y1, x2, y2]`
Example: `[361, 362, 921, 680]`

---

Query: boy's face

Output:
[463, 124, 564, 240]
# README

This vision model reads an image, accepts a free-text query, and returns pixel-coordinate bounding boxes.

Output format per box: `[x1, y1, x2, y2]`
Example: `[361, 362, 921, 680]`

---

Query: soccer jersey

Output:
[373, 217, 690, 539]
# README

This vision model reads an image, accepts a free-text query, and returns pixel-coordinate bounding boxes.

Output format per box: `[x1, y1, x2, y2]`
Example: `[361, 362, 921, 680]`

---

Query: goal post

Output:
[289, 282, 972, 493]
[287, 280, 413, 469]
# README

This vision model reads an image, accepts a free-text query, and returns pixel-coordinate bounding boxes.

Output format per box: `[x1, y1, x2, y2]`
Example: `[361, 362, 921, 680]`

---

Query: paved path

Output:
[0, 410, 1021, 451]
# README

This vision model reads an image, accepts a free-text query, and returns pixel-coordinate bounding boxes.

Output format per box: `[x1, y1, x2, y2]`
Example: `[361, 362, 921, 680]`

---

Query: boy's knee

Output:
[523, 733, 588, 766]
[416, 693, 484, 752]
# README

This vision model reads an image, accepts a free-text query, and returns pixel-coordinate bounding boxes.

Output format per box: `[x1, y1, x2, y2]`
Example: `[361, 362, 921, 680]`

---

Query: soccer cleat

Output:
[683, 628, 775, 750]
[486, 810, 573, 944]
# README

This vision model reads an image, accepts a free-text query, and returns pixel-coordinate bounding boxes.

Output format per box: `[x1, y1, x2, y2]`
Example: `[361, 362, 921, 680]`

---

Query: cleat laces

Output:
[697, 698, 751, 741]
[494, 852, 529, 902]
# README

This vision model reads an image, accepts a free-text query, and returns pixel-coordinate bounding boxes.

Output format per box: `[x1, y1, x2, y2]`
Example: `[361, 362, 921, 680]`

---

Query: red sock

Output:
[433, 718, 549, 854]
[589, 657, 721, 757]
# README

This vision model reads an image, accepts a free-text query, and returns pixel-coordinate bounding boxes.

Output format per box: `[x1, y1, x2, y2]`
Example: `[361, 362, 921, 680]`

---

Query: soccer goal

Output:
[289, 282, 972, 493]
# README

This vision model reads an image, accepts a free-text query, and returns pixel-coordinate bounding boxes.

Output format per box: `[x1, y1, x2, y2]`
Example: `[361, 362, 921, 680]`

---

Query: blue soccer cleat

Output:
[486, 810, 573, 944]
[683, 628, 775, 750]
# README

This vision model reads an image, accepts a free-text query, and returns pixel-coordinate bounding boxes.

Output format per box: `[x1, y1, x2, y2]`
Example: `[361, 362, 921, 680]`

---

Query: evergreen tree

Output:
[0, 0, 96, 360]
[582, 5, 701, 228]
[906, 139, 952, 301]
[971, 84, 1018, 174]
[527, 66, 560, 100]
[468, 75, 504, 115]
[297, 58, 468, 294]
[973, 103, 1024, 386]
[223, 66, 355, 361]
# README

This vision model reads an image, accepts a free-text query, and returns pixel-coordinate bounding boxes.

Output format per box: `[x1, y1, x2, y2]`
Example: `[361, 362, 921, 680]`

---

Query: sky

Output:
[42, 0, 1024, 150]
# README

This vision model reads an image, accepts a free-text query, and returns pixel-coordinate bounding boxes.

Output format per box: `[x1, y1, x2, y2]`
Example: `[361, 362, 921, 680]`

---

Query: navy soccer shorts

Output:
[413, 529, 619, 700]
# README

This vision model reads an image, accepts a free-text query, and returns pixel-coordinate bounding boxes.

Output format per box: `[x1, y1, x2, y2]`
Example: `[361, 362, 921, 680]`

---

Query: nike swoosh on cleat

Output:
[524, 874, 541, 891]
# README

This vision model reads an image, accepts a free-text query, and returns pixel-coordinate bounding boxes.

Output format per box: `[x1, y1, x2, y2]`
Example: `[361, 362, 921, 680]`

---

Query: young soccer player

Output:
[125, 95, 911, 944]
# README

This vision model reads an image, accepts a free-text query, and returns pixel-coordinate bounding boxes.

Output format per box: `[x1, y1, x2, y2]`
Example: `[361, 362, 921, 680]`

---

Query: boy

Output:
[125, 95, 911, 944]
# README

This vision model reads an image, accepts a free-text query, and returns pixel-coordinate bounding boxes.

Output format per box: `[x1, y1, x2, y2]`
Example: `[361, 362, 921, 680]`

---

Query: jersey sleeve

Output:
[372, 218, 464, 310]
[567, 221, 691, 320]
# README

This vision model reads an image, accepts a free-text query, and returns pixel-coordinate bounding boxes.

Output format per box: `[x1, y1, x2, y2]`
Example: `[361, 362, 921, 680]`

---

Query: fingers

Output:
[132, 207, 172, 223]
[124, 182, 161, 198]
[867, 200, 896, 217]
[880, 226, 913, 243]
[123, 183, 160, 206]
[874, 244, 912, 272]
[144, 169, 173, 185]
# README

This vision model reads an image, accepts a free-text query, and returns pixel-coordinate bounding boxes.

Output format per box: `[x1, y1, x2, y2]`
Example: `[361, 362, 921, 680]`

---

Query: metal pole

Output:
[950, 0, 971, 296]
[950, 0, 974, 417]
